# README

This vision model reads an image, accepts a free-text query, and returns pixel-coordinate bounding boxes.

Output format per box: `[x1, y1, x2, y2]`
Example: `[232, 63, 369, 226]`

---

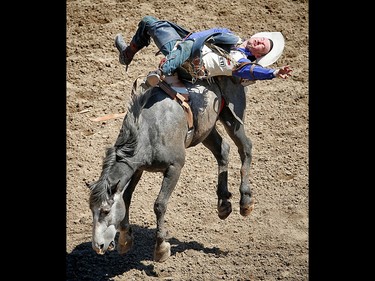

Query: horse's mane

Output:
[114, 81, 154, 151]
[89, 82, 154, 205]
[88, 146, 116, 206]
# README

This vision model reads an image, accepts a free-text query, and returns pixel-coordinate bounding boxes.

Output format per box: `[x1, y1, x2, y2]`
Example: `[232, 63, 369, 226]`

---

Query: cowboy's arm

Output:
[232, 58, 276, 80]
[233, 59, 292, 80]
[187, 28, 233, 39]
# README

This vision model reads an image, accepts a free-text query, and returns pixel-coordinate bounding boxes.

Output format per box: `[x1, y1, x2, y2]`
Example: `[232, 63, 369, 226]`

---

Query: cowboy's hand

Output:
[273, 65, 292, 79]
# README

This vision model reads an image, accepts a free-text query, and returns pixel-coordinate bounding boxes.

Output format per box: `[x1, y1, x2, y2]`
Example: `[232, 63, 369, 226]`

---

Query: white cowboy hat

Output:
[251, 32, 285, 67]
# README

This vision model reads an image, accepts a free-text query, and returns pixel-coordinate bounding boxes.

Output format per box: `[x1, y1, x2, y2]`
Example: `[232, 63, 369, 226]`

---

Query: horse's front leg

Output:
[202, 127, 233, 220]
[219, 107, 255, 217]
[154, 163, 183, 262]
[118, 170, 143, 254]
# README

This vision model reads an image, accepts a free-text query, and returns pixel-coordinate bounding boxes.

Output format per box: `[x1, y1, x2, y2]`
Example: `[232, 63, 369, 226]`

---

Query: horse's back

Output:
[142, 82, 222, 145]
[140, 89, 189, 148]
[126, 77, 242, 162]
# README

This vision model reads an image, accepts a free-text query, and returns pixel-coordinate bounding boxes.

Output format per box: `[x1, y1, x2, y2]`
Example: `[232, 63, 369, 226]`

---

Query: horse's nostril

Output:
[99, 244, 104, 250]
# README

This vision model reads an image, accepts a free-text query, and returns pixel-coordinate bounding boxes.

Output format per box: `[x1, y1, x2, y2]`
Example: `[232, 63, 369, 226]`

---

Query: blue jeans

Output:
[161, 40, 193, 75]
[131, 16, 193, 75]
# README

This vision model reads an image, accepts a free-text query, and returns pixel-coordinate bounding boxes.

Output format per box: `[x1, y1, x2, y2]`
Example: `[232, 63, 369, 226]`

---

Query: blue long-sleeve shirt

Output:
[233, 58, 275, 80]
[187, 28, 233, 39]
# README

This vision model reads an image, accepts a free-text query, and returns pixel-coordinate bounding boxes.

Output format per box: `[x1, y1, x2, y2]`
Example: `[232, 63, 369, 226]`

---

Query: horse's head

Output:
[87, 178, 127, 255]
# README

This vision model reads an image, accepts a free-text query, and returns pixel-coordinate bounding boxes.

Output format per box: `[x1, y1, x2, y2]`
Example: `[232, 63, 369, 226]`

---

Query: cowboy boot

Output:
[115, 34, 139, 66]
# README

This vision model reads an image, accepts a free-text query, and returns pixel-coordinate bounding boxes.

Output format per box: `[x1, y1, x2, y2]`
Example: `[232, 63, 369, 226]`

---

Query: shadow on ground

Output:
[66, 225, 225, 280]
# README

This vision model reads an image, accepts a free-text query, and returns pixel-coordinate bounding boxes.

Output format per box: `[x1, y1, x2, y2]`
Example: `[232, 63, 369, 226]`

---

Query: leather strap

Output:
[158, 81, 194, 130]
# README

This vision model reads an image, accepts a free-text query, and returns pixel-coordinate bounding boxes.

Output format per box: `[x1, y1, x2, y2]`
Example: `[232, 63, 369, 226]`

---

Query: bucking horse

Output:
[87, 75, 255, 262]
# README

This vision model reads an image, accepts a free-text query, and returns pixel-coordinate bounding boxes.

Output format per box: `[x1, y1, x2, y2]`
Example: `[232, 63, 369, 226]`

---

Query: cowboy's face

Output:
[246, 37, 272, 58]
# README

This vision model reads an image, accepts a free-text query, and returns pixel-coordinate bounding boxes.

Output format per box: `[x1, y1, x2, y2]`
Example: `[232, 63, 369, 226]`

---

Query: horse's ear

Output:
[116, 179, 128, 193]
[115, 180, 123, 193]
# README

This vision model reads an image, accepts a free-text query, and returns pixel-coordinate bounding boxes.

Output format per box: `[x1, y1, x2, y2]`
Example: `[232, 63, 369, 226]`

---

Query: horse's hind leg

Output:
[154, 163, 183, 262]
[219, 107, 255, 216]
[202, 127, 233, 220]
[117, 170, 143, 255]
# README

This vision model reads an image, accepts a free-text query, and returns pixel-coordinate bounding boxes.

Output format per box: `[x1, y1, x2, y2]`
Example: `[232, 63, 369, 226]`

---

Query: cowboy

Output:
[115, 16, 292, 87]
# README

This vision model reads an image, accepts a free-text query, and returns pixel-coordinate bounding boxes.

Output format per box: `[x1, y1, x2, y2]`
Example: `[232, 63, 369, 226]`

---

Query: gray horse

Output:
[87, 76, 255, 262]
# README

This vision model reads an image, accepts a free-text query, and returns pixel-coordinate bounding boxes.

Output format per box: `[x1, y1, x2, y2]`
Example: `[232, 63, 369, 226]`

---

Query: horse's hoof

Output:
[154, 241, 171, 262]
[117, 240, 133, 255]
[218, 200, 232, 220]
[240, 200, 255, 217]
[117, 231, 134, 254]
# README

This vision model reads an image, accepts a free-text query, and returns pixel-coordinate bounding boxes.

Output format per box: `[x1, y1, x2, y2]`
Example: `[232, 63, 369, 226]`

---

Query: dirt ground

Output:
[66, 0, 308, 280]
